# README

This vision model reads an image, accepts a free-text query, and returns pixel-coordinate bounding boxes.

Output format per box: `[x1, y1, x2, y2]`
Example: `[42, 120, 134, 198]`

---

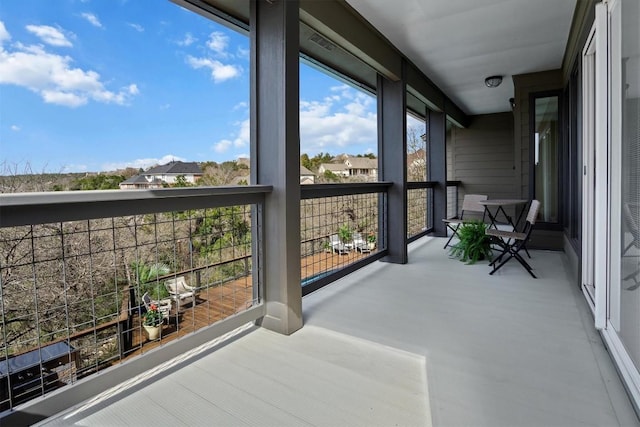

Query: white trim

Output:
[602, 323, 640, 415]
[608, 0, 623, 330]
[593, 1, 609, 330]
[582, 23, 597, 309]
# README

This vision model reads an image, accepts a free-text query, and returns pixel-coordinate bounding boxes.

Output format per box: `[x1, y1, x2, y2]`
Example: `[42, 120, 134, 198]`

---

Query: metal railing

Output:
[0, 186, 270, 411]
[406, 181, 460, 242]
[300, 182, 391, 295]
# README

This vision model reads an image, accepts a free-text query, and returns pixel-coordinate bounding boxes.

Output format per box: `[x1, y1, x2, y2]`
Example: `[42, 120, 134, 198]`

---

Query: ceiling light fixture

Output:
[484, 75, 503, 88]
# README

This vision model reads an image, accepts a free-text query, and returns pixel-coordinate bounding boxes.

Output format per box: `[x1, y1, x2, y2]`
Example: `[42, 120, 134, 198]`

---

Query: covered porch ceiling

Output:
[345, 0, 578, 115]
[185, 0, 578, 118]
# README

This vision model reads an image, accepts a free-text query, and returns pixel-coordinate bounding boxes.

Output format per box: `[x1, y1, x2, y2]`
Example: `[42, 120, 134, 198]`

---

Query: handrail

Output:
[0, 185, 273, 227]
[301, 182, 392, 199]
[406, 180, 460, 190]
[153, 254, 252, 282]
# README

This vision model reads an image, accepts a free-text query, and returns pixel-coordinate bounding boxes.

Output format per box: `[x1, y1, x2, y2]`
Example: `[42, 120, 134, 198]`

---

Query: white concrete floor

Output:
[41, 237, 640, 426]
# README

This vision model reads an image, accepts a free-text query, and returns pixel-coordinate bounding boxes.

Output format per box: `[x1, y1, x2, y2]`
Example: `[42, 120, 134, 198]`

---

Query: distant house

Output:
[300, 166, 315, 185]
[318, 163, 349, 177]
[344, 156, 377, 178]
[119, 161, 203, 190]
[319, 156, 377, 179]
[118, 175, 164, 190]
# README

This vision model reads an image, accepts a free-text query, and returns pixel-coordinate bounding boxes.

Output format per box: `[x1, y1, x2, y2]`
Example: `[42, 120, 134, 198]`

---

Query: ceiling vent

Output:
[309, 33, 336, 51]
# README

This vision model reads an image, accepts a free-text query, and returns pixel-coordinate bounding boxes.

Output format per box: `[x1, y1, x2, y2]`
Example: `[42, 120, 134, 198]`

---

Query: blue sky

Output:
[0, 1, 422, 174]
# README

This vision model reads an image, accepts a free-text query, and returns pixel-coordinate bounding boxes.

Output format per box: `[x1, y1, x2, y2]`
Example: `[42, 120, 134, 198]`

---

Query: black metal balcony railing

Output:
[300, 183, 391, 295]
[406, 181, 460, 242]
[0, 186, 270, 412]
[0, 180, 459, 412]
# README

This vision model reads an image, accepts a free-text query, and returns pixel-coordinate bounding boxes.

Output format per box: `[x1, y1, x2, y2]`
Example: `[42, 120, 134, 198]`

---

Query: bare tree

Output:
[407, 125, 427, 181]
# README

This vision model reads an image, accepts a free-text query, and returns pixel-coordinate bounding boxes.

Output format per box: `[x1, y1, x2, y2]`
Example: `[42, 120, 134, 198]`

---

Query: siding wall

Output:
[449, 112, 515, 216]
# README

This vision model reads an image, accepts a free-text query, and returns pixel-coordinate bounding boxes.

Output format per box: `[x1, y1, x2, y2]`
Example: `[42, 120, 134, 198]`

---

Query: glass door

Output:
[532, 95, 560, 224]
[610, 0, 640, 371]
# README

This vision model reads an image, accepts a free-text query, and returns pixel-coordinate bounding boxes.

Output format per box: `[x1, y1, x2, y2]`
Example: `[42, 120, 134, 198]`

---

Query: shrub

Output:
[449, 220, 492, 264]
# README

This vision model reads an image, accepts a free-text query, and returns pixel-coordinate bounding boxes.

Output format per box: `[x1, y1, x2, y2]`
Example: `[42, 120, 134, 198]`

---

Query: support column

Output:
[378, 61, 407, 264]
[428, 109, 447, 236]
[250, 0, 302, 335]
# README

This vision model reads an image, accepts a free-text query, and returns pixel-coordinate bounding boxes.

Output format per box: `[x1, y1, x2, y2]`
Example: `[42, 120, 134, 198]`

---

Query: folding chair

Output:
[486, 200, 540, 278]
[442, 194, 488, 249]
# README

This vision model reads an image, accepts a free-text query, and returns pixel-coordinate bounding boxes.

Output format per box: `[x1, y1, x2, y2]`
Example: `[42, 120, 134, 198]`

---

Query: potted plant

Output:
[449, 220, 492, 264]
[142, 303, 163, 340]
[338, 224, 353, 244]
[366, 232, 376, 250]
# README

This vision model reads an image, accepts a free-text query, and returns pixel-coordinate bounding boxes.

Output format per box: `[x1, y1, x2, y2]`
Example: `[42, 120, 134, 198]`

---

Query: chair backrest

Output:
[166, 276, 188, 293]
[141, 292, 151, 310]
[526, 200, 541, 225]
[330, 234, 340, 244]
[459, 194, 488, 219]
[352, 232, 363, 243]
[461, 194, 488, 213]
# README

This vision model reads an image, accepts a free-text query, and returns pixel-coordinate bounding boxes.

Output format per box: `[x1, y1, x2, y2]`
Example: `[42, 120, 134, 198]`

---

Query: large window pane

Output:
[616, 0, 640, 371]
[533, 95, 559, 222]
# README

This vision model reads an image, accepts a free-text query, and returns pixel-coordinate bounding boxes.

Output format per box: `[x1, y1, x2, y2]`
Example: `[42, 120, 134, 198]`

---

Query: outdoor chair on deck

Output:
[442, 194, 488, 249]
[352, 232, 371, 253]
[486, 199, 540, 278]
[329, 234, 349, 254]
[141, 292, 172, 322]
[164, 276, 199, 307]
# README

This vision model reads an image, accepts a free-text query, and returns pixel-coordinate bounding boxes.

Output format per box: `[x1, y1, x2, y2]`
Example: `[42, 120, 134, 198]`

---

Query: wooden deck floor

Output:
[123, 278, 254, 359]
[301, 249, 374, 278]
[123, 249, 374, 359]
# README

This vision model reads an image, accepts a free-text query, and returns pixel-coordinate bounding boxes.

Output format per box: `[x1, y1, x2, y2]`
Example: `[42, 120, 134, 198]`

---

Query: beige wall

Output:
[449, 112, 515, 201]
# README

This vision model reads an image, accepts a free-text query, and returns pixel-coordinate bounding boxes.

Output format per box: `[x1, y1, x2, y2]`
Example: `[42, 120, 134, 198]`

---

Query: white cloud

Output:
[25, 25, 73, 47]
[206, 31, 229, 57]
[212, 87, 376, 157]
[0, 25, 138, 108]
[10, 125, 20, 131]
[236, 46, 249, 59]
[102, 154, 186, 171]
[213, 118, 249, 153]
[232, 101, 247, 111]
[300, 88, 377, 153]
[0, 22, 10, 44]
[81, 13, 103, 28]
[62, 163, 88, 173]
[186, 55, 240, 83]
[234, 119, 249, 147]
[159, 103, 170, 110]
[127, 23, 144, 32]
[177, 32, 196, 46]
[214, 139, 232, 153]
